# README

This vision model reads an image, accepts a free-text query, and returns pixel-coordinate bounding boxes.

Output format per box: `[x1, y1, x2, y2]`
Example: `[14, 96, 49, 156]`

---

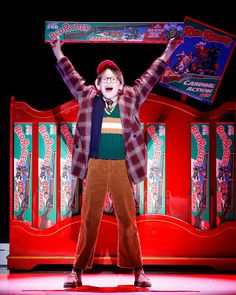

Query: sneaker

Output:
[134, 269, 151, 287]
[63, 269, 82, 288]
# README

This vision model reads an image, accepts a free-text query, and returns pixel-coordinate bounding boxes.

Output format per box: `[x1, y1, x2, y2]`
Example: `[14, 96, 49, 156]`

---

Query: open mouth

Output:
[105, 86, 113, 91]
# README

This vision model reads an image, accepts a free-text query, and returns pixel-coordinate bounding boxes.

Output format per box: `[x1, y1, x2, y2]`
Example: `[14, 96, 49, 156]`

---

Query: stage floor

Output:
[0, 266, 236, 295]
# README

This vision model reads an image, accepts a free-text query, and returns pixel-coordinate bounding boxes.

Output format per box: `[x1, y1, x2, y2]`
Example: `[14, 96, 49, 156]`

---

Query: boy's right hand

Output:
[50, 36, 64, 48]
[50, 37, 65, 61]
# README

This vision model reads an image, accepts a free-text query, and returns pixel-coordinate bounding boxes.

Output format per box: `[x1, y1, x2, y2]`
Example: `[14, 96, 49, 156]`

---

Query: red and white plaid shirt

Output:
[56, 57, 167, 184]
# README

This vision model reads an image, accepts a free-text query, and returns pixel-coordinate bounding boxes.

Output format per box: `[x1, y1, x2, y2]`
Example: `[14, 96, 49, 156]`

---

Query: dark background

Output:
[1, 4, 235, 242]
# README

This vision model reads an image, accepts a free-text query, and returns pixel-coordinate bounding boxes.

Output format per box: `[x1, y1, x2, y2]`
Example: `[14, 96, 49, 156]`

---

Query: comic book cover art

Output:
[216, 123, 235, 225]
[147, 124, 166, 214]
[191, 123, 210, 229]
[13, 124, 32, 225]
[38, 123, 57, 229]
[60, 123, 81, 219]
[160, 17, 236, 104]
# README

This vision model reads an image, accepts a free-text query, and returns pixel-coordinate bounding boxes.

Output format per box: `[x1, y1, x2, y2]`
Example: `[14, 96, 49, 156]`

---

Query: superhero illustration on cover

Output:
[163, 41, 222, 79]
[14, 161, 31, 221]
[160, 17, 236, 104]
[39, 160, 55, 228]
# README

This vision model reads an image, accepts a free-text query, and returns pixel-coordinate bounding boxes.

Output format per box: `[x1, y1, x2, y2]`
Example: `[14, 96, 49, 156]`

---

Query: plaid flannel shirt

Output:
[56, 56, 167, 184]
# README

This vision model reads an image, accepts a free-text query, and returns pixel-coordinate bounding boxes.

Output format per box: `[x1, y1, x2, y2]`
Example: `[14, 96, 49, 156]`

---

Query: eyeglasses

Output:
[100, 77, 118, 83]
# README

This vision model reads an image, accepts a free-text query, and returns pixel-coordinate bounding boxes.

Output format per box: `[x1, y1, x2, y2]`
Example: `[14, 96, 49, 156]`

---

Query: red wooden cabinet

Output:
[8, 94, 236, 271]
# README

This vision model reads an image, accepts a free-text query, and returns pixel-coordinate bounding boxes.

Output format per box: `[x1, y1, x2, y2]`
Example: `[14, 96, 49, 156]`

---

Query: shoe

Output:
[63, 269, 82, 288]
[134, 269, 151, 287]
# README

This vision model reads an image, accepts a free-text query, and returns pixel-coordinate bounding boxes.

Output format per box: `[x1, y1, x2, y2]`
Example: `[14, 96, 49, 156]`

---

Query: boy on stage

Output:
[50, 36, 180, 288]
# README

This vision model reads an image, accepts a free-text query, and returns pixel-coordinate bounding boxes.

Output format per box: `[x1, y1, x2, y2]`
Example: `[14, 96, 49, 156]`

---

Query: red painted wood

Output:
[8, 94, 236, 271]
[7, 214, 236, 270]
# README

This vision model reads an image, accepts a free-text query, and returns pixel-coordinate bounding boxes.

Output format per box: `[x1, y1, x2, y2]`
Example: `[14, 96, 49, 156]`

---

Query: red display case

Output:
[8, 94, 236, 271]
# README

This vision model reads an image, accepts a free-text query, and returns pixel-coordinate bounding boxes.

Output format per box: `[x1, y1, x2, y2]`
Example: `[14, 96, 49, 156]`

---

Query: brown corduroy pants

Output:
[73, 158, 143, 270]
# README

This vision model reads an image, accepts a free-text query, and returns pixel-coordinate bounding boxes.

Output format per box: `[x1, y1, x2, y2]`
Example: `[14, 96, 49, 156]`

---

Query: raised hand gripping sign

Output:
[45, 21, 184, 43]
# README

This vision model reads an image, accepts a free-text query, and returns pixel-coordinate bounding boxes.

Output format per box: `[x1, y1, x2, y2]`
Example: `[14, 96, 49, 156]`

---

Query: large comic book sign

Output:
[160, 17, 236, 104]
[38, 123, 57, 228]
[191, 123, 210, 229]
[13, 124, 32, 225]
[147, 124, 166, 214]
[216, 123, 235, 225]
[45, 21, 184, 43]
[60, 123, 80, 219]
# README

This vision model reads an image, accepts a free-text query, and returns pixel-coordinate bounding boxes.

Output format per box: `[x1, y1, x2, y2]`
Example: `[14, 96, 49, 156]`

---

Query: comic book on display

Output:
[191, 123, 210, 230]
[38, 123, 57, 229]
[45, 21, 184, 43]
[216, 123, 235, 225]
[160, 17, 236, 104]
[14, 123, 33, 225]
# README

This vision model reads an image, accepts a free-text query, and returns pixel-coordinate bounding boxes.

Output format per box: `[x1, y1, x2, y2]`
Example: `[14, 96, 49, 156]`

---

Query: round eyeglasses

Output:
[100, 77, 118, 83]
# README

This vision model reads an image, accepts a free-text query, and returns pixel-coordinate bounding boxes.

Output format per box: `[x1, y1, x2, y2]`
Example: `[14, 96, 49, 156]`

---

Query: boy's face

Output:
[99, 69, 121, 99]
